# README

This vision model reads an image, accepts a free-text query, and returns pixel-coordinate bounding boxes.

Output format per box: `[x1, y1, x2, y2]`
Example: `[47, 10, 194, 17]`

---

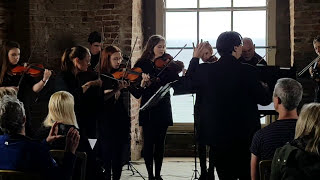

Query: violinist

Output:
[88, 31, 102, 71]
[309, 35, 320, 102]
[239, 37, 267, 66]
[54, 45, 102, 139]
[0, 40, 52, 136]
[131, 35, 184, 180]
[96, 45, 131, 180]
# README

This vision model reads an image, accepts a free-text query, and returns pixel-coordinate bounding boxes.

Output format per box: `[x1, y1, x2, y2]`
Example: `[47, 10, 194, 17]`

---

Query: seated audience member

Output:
[0, 95, 79, 180]
[270, 103, 320, 180]
[0, 87, 17, 135]
[0, 87, 17, 99]
[239, 37, 267, 66]
[36, 90, 100, 180]
[250, 78, 303, 180]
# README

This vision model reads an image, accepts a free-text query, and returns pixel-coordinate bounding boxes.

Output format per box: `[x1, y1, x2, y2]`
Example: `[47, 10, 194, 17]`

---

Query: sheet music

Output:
[88, 139, 97, 150]
[258, 102, 275, 111]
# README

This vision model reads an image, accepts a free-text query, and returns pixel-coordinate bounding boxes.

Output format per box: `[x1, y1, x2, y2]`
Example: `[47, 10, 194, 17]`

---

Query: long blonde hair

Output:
[43, 91, 78, 128]
[295, 103, 320, 155]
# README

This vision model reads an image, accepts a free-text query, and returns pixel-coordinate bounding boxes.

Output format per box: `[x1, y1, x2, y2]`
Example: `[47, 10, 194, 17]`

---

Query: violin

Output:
[11, 63, 48, 77]
[112, 66, 143, 82]
[154, 53, 184, 74]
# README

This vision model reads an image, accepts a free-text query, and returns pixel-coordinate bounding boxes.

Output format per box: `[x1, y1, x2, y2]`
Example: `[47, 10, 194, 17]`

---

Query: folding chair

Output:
[259, 160, 272, 180]
[0, 169, 41, 180]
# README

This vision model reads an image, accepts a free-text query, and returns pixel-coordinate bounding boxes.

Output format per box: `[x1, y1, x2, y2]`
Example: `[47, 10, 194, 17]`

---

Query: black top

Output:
[88, 52, 100, 71]
[54, 71, 103, 138]
[239, 52, 267, 66]
[186, 54, 271, 147]
[1, 70, 37, 106]
[130, 59, 179, 127]
[250, 119, 297, 160]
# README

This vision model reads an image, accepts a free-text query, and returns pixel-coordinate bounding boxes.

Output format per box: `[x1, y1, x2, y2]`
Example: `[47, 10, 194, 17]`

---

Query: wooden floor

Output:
[120, 157, 219, 180]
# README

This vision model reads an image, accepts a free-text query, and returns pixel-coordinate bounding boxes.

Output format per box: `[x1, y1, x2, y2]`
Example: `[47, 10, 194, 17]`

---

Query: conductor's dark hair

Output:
[216, 31, 242, 56]
[88, 31, 102, 44]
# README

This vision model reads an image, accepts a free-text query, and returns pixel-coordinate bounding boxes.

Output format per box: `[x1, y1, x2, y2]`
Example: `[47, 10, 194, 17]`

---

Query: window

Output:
[157, 0, 276, 123]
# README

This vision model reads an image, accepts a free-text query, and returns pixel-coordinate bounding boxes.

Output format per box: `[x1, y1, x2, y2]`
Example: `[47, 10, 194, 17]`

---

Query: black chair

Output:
[50, 150, 87, 180]
[259, 160, 272, 180]
[0, 170, 41, 180]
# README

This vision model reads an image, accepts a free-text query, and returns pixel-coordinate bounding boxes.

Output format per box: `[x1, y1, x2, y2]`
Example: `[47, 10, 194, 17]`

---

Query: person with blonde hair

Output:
[36, 90, 101, 180]
[271, 103, 320, 180]
[43, 91, 78, 128]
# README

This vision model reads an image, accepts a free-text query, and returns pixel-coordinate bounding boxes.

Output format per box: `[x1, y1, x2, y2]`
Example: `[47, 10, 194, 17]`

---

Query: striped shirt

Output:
[250, 119, 297, 160]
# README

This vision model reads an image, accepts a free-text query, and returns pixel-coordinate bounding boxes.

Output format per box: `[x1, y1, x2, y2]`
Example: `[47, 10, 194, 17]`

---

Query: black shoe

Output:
[199, 173, 207, 180]
[207, 171, 215, 180]
[155, 175, 163, 180]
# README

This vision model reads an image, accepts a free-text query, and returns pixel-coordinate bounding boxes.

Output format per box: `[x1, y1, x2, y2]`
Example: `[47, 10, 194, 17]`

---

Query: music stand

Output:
[140, 80, 177, 111]
[172, 89, 200, 180]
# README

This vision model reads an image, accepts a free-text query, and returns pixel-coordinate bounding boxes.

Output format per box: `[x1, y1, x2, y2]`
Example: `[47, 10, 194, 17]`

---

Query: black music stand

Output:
[140, 80, 177, 111]
[172, 88, 200, 180]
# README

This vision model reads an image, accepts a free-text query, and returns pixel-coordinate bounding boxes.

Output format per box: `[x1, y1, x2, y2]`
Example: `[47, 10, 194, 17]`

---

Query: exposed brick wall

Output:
[24, 0, 134, 69]
[290, 0, 320, 104]
[290, 0, 320, 71]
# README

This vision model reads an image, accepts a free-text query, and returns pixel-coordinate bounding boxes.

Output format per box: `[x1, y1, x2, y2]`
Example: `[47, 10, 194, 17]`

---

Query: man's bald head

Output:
[242, 37, 255, 61]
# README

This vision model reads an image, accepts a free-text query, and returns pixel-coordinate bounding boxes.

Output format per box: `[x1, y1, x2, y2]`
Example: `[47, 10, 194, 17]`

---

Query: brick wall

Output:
[290, 0, 320, 71]
[290, 0, 320, 104]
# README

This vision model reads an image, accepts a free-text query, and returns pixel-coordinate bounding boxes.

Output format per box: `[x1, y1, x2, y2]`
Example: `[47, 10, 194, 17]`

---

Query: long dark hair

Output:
[61, 45, 90, 73]
[136, 35, 165, 64]
[100, 45, 121, 74]
[0, 41, 20, 84]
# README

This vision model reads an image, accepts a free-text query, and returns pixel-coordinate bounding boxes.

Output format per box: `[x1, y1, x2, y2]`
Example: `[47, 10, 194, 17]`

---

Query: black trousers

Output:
[98, 135, 127, 180]
[211, 145, 251, 180]
[198, 144, 215, 175]
[143, 125, 168, 178]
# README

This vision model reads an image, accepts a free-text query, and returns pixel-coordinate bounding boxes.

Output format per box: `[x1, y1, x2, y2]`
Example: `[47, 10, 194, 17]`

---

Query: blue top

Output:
[0, 134, 75, 180]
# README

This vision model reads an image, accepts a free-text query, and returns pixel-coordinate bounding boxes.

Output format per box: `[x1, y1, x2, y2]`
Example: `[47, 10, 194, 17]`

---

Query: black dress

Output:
[130, 58, 179, 178]
[54, 71, 103, 138]
[97, 72, 131, 180]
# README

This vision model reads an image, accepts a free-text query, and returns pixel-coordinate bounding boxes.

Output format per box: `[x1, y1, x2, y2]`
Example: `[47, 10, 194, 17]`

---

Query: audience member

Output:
[0, 95, 79, 180]
[270, 103, 320, 180]
[250, 78, 303, 180]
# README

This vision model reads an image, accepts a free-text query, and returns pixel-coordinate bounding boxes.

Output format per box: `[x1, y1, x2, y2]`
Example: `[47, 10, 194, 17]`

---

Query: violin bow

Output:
[111, 34, 119, 46]
[17, 39, 39, 89]
[256, 54, 267, 65]
[156, 44, 187, 77]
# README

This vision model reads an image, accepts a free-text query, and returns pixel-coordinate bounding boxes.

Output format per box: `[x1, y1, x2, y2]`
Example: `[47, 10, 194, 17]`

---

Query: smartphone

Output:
[58, 124, 77, 136]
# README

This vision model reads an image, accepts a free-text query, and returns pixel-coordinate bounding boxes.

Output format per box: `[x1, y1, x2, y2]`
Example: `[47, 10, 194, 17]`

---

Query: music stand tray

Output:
[140, 80, 177, 111]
